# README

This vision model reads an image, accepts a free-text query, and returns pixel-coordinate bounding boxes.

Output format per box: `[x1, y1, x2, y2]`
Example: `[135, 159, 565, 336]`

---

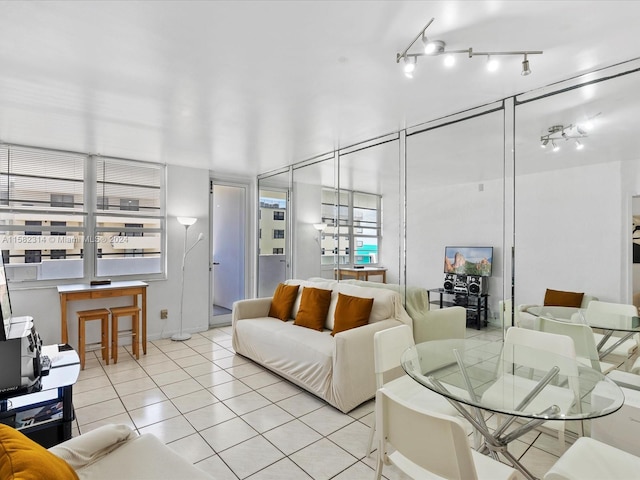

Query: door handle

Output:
[213, 262, 220, 265]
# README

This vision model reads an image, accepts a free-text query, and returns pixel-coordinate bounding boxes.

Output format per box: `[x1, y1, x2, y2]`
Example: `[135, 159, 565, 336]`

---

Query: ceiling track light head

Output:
[521, 54, 531, 76]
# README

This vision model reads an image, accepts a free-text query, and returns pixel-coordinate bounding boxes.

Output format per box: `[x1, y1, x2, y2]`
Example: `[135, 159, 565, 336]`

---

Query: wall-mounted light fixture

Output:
[396, 18, 543, 78]
[540, 115, 599, 152]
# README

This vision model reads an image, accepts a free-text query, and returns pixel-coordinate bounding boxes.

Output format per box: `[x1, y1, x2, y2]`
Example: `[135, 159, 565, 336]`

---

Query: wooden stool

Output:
[110, 305, 141, 363]
[77, 308, 110, 370]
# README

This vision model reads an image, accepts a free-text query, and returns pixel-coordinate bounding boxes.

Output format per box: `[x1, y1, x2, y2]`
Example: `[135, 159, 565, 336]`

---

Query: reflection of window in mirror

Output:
[632, 196, 640, 311]
[321, 188, 381, 266]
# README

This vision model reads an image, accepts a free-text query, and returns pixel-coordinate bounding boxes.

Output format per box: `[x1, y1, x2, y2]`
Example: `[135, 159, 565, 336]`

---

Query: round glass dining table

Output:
[401, 338, 624, 480]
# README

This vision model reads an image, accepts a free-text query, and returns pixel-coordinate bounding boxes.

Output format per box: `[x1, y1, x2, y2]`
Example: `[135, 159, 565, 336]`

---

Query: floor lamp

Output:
[172, 216, 203, 341]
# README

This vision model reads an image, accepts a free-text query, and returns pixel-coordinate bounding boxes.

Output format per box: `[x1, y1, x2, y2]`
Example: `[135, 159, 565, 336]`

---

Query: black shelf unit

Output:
[428, 288, 489, 330]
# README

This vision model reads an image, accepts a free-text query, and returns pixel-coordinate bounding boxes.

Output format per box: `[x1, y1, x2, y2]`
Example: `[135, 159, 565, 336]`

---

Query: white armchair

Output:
[517, 293, 597, 330]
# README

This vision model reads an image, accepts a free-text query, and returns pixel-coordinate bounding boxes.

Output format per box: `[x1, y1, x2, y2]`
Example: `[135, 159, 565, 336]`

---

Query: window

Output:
[273, 229, 285, 239]
[320, 188, 381, 265]
[273, 211, 285, 221]
[273, 248, 284, 254]
[95, 157, 164, 277]
[0, 145, 166, 282]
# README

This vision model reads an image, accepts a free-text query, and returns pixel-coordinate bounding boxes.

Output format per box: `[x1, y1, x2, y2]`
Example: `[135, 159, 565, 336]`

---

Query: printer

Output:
[0, 316, 43, 396]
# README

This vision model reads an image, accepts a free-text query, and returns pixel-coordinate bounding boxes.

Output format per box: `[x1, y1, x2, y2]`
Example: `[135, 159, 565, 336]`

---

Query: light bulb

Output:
[575, 140, 584, 150]
[403, 57, 416, 74]
[443, 54, 455, 67]
[552, 140, 560, 152]
[541, 139, 549, 149]
[486, 56, 499, 72]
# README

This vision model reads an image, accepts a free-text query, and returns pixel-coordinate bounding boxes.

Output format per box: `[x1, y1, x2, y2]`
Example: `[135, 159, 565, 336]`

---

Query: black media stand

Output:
[428, 288, 489, 330]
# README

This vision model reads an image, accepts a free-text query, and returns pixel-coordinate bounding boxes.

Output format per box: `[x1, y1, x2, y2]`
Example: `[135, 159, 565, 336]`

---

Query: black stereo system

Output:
[443, 273, 488, 295]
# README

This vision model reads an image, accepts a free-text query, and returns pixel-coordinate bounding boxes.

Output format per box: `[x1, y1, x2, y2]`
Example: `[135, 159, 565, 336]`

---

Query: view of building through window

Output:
[0, 145, 165, 282]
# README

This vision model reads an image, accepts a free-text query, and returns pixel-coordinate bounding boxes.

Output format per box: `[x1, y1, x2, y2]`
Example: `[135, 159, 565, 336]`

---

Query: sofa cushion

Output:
[268, 283, 300, 321]
[327, 284, 397, 329]
[0, 424, 79, 480]
[294, 287, 333, 331]
[286, 279, 336, 318]
[331, 293, 374, 336]
[544, 288, 584, 308]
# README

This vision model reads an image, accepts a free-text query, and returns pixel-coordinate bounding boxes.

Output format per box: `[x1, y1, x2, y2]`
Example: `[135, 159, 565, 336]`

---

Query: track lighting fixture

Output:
[396, 17, 543, 78]
[540, 115, 600, 152]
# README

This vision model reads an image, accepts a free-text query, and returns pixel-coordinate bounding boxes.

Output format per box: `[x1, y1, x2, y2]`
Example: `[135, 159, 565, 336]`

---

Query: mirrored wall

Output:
[256, 58, 640, 330]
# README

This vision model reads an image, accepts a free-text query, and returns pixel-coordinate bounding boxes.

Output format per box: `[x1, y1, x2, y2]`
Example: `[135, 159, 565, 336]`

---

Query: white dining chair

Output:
[544, 436, 640, 480]
[481, 327, 581, 451]
[538, 316, 616, 374]
[364, 324, 460, 457]
[374, 387, 519, 480]
[582, 300, 638, 364]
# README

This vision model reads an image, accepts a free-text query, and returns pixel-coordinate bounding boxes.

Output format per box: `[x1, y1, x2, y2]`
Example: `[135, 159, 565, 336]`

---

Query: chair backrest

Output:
[376, 387, 478, 480]
[586, 300, 638, 316]
[538, 316, 601, 372]
[373, 324, 415, 388]
[504, 327, 579, 377]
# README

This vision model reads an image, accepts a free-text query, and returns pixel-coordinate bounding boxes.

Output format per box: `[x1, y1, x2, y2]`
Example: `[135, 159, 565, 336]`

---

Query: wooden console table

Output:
[334, 267, 387, 283]
[57, 281, 148, 355]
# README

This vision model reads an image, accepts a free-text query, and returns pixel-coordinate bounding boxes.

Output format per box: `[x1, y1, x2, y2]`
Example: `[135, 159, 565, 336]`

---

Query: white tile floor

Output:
[72, 325, 573, 479]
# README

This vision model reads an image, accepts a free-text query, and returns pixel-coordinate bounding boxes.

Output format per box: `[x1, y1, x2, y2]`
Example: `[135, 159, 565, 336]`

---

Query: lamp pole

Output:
[172, 217, 202, 341]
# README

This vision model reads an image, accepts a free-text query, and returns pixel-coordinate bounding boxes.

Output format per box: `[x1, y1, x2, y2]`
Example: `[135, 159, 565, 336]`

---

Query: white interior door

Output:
[211, 183, 245, 325]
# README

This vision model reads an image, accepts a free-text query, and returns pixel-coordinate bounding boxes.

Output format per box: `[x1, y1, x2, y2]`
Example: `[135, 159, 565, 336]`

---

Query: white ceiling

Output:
[0, 1, 639, 177]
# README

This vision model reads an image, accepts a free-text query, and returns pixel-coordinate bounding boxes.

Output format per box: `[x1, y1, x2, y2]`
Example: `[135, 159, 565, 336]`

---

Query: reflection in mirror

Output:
[257, 170, 290, 297]
[514, 68, 640, 309]
[336, 138, 400, 284]
[291, 155, 335, 281]
[406, 108, 505, 328]
[633, 198, 640, 309]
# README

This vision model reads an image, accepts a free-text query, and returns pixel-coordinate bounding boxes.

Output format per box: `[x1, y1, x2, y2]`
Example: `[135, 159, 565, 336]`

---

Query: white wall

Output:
[292, 182, 323, 280]
[514, 162, 622, 305]
[10, 164, 211, 348]
[406, 177, 505, 318]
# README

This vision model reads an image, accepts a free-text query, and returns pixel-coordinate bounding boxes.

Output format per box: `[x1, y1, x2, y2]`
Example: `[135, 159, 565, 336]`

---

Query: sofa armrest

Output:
[49, 424, 136, 471]
[413, 306, 466, 343]
[333, 319, 402, 411]
[232, 297, 272, 322]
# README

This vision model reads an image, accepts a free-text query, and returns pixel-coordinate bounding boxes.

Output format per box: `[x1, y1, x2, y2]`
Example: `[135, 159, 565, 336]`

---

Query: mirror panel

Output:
[291, 155, 336, 280]
[514, 68, 640, 308]
[337, 138, 401, 284]
[406, 108, 506, 325]
[257, 170, 290, 297]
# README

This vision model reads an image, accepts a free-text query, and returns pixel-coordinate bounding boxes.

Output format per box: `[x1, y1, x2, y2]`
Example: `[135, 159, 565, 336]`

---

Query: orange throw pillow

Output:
[268, 283, 300, 321]
[543, 289, 584, 308]
[294, 287, 332, 331]
[0, 424, 79, 480]
[331, 293, 374, 336]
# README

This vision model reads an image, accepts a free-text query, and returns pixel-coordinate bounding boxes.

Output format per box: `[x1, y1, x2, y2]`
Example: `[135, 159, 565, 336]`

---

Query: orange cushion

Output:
[294, 287, 332, 331]
[331, 293, 374, 336]
[0, 424, 79, 480]
[544, 288, 584, 308]
[268, 283, 300, 321]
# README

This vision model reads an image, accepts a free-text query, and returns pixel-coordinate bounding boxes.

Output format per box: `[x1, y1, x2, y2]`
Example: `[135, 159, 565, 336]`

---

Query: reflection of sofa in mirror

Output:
[517, 291, 597, 330]
[333, 279, 466, 343]
[232, 279, 412, 413]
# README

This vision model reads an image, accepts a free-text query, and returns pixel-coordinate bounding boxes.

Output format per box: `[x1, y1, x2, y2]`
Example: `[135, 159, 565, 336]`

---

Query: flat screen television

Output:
[444, 246, 493, 277]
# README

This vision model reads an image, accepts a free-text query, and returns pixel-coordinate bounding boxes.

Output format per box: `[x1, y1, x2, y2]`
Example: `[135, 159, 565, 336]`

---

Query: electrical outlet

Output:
[160, 309, 168, 319]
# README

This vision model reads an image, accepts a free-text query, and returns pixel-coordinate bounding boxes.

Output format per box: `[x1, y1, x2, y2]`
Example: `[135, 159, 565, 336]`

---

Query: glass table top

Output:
[527, 306, 640, 332]
[401, 339, 624, 420]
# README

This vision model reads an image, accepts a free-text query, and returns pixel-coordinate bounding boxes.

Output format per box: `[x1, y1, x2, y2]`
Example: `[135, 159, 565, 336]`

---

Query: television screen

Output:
[0, 255, 12, 341]
[444, 246, 493, 277]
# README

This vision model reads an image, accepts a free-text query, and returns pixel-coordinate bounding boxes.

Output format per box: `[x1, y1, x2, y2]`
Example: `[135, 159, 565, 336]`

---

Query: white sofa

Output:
[49, 424, 213, 479]
[232, 279, 413, 413]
